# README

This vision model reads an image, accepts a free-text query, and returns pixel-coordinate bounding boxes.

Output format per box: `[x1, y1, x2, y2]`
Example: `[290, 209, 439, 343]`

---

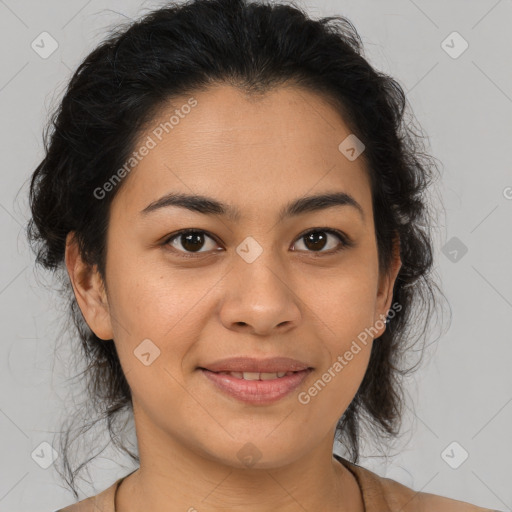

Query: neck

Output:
[116, 417, 364, 512]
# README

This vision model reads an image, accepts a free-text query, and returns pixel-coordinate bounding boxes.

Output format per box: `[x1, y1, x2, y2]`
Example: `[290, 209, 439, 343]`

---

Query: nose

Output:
[219, 257, 302, 336]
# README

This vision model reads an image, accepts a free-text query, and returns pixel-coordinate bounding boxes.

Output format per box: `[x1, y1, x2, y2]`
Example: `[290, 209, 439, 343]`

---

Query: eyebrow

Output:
[140, 191, 365, 223]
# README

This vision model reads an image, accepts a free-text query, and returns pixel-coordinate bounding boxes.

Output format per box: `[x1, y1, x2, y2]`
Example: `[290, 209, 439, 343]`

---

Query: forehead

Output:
[110, 84, 372, 221]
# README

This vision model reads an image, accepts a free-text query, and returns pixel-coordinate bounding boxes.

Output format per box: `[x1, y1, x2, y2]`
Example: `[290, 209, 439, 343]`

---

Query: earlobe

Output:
[65, 232, 114, 341]
[375, 235, 402, 332]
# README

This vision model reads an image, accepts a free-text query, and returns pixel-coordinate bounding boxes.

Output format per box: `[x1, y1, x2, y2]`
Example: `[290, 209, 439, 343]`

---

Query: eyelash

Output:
[162, 227, 353, 259]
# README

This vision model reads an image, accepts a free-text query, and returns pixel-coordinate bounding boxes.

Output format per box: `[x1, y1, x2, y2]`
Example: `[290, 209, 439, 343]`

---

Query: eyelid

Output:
[162, 227, 352, 258]
[291, 227, 353, 256]
[163, 229, 221, 259]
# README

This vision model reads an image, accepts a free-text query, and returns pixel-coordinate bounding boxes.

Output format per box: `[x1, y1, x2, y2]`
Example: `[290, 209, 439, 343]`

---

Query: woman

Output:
[27, 0, 498, 510]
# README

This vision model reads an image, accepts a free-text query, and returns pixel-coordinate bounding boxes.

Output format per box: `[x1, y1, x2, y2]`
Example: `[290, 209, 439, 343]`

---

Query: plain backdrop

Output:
[0, 0, 511, 510]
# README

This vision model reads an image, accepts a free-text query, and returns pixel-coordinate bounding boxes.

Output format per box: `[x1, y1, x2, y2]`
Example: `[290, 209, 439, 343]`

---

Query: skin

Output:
[65, 83, 402, 511]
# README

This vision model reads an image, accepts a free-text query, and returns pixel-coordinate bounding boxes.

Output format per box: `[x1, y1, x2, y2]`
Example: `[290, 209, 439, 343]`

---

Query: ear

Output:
[374, 233, 402, 335]
[65, 232, 114, 341]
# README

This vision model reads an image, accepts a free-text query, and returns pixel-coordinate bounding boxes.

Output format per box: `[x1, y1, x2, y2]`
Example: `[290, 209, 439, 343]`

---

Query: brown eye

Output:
[165, 230, 220, 256]
[179, 232, 206, 252]
[292, 229, 351, 254]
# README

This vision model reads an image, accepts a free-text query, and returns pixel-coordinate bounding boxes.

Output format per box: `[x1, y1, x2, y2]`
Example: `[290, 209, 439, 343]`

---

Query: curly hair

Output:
[27, 0, 447, 498]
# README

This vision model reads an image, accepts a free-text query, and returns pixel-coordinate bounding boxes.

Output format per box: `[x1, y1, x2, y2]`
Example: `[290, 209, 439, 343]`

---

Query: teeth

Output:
[217, 371, 295, 380]
[243, 372, 261, 380]
[225, 371, 244, 379]
[260, 372, 281, 380]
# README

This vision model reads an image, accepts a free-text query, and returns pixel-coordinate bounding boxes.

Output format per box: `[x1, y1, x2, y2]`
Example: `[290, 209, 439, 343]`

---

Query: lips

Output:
[200, 367, 312, 404]
[199, 356, 312, 374]
[198, 357, 313, 403]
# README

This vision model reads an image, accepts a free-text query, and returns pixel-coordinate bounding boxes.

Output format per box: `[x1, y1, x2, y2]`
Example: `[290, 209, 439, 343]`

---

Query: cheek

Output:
[304, 268, 378, 336]
[304, 274, 377, 404]
[320, 292, 378, 391]
[105, 257, 218, 370]
[106, 247, 188, 329]
[297, 341, 372, 436]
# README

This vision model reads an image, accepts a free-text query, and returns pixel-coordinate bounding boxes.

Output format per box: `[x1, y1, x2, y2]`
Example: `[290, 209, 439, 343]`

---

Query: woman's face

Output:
[69, 84, 401, 469]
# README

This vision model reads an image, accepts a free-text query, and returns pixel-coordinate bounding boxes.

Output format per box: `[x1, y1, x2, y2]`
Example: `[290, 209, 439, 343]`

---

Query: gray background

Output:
[1, 0, 511, 510]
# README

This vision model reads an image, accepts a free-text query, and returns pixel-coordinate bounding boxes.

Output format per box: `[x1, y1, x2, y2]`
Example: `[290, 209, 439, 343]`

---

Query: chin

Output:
[197, 437, 305, 470]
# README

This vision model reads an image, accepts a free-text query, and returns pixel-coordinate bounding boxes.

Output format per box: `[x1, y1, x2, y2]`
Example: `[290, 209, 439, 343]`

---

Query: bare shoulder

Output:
[378, 472, 499, 512]
[339, 456, 499, 512]
[54, 498, 92, 512]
